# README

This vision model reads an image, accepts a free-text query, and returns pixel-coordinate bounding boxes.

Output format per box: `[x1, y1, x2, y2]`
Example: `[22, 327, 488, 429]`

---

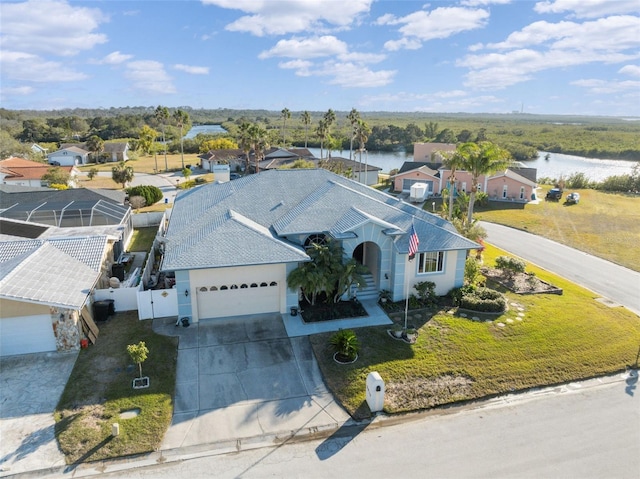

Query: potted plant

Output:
[330, 329, 360, 364]
[389, 323, 404, 339]
[127, 341, 150, 389]
[378, 289, 391, 304]
[403, 328, 418, 343]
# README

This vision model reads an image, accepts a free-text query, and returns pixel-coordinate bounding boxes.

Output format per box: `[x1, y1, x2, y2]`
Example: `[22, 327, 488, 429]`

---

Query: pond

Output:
[184, 124, 228, 139]
[307, 147, 636, 181]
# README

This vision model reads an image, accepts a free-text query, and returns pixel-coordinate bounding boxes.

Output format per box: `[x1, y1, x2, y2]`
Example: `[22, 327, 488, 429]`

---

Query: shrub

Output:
[495, 255, 526, 276]
[329, 329, 360, 361]
[126, 185, 163, 205]
[414, 281, 436, 306]
[448, 284, 476, 306]
[465, 257, 482, 285]
[459, 287, 505, 312]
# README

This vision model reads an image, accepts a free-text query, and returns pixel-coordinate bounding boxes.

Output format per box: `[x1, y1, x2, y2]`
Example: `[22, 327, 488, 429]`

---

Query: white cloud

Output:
[0, 0, 107, 56]
[359, 90, 502, 112]
[2, 86, 34, 95]
[534, 0, 639, 19]
[202, 0, 373, 36]
[174, 64, 210, 75]
[320, 62, 395, 87]
[378, 7, 490, 51]
[461, 15, 640, 90]
[279, 60, 313, 76]
[125, 61, 176, 94]
[99, 51, 134, 65]
[1, 50, 88, 82]
[461, 0, 511, 5]
[259, 36, 348, 59]
[619, 65, 640, 77]
[571, 78, 640, 94]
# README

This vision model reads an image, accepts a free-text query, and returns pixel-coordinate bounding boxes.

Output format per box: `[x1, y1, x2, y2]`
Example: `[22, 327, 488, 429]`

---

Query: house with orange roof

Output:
[0, 157, 78, 187]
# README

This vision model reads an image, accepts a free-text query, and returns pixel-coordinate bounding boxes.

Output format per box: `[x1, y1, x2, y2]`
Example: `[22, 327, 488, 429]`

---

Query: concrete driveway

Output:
[153, 314, 351, 451]
[0, 351, 77, 476]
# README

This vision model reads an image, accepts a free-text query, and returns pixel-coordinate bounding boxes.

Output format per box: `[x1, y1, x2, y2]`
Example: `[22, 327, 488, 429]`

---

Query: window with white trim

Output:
[417, 251, 444, 273]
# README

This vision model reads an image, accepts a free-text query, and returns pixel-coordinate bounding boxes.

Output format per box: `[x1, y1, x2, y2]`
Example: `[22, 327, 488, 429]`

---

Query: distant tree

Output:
[435, 128, 457, 144]
[475, 128, 488, 142]
[425, 121, 439, 140]
[353, 119, 371, 181]
[301, 111, 312, 148]
[457, 129, 473, 143]
[173, 109, 190, 169]
[41, 166, 70, 186]
[316, 119, 329, 159]
[249, 123, 268, 173]
[280, 108, 291, 146]
[237, 122, 253, 172]
[87, 167, 98, 181]
[347, 108, 360, 160]
[182, 167, 192, 181]
[282, 159, 316, 169]
[155, 106, 169, 171]
[440, 147, 466, 221]
[199, 137, 238, 152]
[138, 125, 157, 156]
[86, 135, 104, 162]
[112, 161, 134, 188]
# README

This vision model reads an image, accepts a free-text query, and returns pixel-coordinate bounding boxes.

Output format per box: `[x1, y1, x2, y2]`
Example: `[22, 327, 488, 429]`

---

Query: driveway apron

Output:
[153, 314, 350, 451]
[0, 351, 78, 476]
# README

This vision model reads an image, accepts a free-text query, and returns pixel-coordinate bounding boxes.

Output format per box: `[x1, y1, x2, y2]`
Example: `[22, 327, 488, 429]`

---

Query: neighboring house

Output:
[60, 142, 129, 163]
[319, 156, 383, 186]
[0, 235, 109, 356]
[199, 148, 247, 173]
[102, 142, 129, 162]
[438, 162, 538, 202]
[413, 142, 457, 163]
[0, 157, 77, 187]
[47, 146, 90, 166]
[161, 169, 478, 324]
[392, 163, 440, 194]
[30, 143, 48, 156]
[0, 185, 132, 258]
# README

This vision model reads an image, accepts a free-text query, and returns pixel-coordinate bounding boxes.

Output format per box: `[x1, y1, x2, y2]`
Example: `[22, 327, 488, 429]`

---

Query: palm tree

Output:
[440, 147, 466, 221]
[301, 111, 311, 148]
[316, 119, 329, 159]
[86, 135, 104, 163]
[280, 108, 290, 146]
[458, 141, 512, 223]
[154, 105, 169, 171]
[353, 119, 371, 182]
[249, 123, 268, 173]
[346, 108, 360, 161]
[323, 109, 336, 157]
[173, 109, 189, 169]
[111, 161, 134, 188]
[237, 122, 253, 172]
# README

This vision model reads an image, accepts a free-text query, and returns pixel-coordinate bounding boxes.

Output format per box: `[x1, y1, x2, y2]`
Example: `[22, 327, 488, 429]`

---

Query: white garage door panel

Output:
[197, 285, 280, 319]
[0, 315, 56, 356]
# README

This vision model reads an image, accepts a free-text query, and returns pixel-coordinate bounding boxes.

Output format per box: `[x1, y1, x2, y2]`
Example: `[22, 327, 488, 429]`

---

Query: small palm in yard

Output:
[127, 341, 149, 388]
[330, 329, 360, 363]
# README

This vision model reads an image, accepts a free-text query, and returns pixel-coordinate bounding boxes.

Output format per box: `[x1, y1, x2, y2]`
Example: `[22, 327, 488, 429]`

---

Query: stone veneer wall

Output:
[51, 307, 81, 351]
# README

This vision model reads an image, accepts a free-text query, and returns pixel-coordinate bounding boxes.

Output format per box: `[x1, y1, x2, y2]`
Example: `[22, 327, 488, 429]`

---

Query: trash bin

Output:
[111, 263, 125, 281]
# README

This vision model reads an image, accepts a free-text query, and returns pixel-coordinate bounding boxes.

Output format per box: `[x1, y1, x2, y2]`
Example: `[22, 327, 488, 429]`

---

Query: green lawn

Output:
[128, 227, 157, 253]
[310, 244, 640, 420]
[54, 312, 177, 464]
[475, 187, 640, 272]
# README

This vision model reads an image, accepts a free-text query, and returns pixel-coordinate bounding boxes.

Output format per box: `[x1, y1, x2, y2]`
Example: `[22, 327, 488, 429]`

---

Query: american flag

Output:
[408, 223, 419, 259]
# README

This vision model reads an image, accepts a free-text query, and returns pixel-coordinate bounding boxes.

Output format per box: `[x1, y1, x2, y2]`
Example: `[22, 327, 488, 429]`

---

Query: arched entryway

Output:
[353, 241, 381, 287]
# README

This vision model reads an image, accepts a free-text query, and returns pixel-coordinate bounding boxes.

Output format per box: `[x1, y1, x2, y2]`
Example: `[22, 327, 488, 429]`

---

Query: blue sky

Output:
[1, 0, 639, 116]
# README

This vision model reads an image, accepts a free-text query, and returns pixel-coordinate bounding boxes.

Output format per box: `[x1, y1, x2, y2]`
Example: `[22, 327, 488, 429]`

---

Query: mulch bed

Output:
[300, 298, 368, 323]
[482, 268, 563, 295]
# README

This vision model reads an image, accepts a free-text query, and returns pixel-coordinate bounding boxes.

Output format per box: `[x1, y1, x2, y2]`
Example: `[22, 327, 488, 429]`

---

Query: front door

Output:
[352, 241, 381, 287]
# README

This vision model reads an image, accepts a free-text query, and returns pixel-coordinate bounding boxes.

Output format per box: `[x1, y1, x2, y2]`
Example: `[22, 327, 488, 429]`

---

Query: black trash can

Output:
[93, 301, 111, 321]
[111, 263, 125, 281]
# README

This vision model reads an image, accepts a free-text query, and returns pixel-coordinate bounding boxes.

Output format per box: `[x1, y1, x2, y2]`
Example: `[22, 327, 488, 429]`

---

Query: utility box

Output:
[366, 371, 385, 413]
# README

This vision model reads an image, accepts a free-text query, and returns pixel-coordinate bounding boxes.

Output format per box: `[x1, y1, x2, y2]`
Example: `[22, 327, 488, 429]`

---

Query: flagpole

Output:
[405, 221, 419, 330]
[404, 256, 410, 330]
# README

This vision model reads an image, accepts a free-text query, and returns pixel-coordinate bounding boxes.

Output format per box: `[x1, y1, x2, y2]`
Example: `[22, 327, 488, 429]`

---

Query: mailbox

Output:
[366, 371, 385, 413]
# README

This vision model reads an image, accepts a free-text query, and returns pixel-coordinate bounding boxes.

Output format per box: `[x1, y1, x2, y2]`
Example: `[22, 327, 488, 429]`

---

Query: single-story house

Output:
[0, 235, 109, 356]
[161, 168, 478, 323]
[392, 163, 441, 194]
[0, 157, 77, 187]
[102, 142, 130, 162]
[199, 148, 247, 173]
[47, 146, 90, 166]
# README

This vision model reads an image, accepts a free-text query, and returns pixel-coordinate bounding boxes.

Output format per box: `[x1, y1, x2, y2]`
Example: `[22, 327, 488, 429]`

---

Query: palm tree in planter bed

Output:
[330, 329, 360, 363]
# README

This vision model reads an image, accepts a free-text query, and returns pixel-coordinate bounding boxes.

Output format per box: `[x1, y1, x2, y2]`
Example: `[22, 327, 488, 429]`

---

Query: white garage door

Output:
[196, 281, 281, 319]
[0, 315, 56, 356]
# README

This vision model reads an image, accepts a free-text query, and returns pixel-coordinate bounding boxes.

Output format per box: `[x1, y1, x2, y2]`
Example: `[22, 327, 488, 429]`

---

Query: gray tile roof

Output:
[163, 169, 477, 270]
[0, 236, 108, 308]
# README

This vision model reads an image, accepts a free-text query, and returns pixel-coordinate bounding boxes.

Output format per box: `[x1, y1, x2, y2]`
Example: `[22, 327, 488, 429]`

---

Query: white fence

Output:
[94, 287, 139, 312]
[137, 288, 178, 319]
[131, 211, 167, 228]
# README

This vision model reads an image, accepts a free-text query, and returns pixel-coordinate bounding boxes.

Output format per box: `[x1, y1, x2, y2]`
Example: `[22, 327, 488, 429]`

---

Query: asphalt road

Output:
[70, 374, 640, 479]
[480, 221, 640, 316]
